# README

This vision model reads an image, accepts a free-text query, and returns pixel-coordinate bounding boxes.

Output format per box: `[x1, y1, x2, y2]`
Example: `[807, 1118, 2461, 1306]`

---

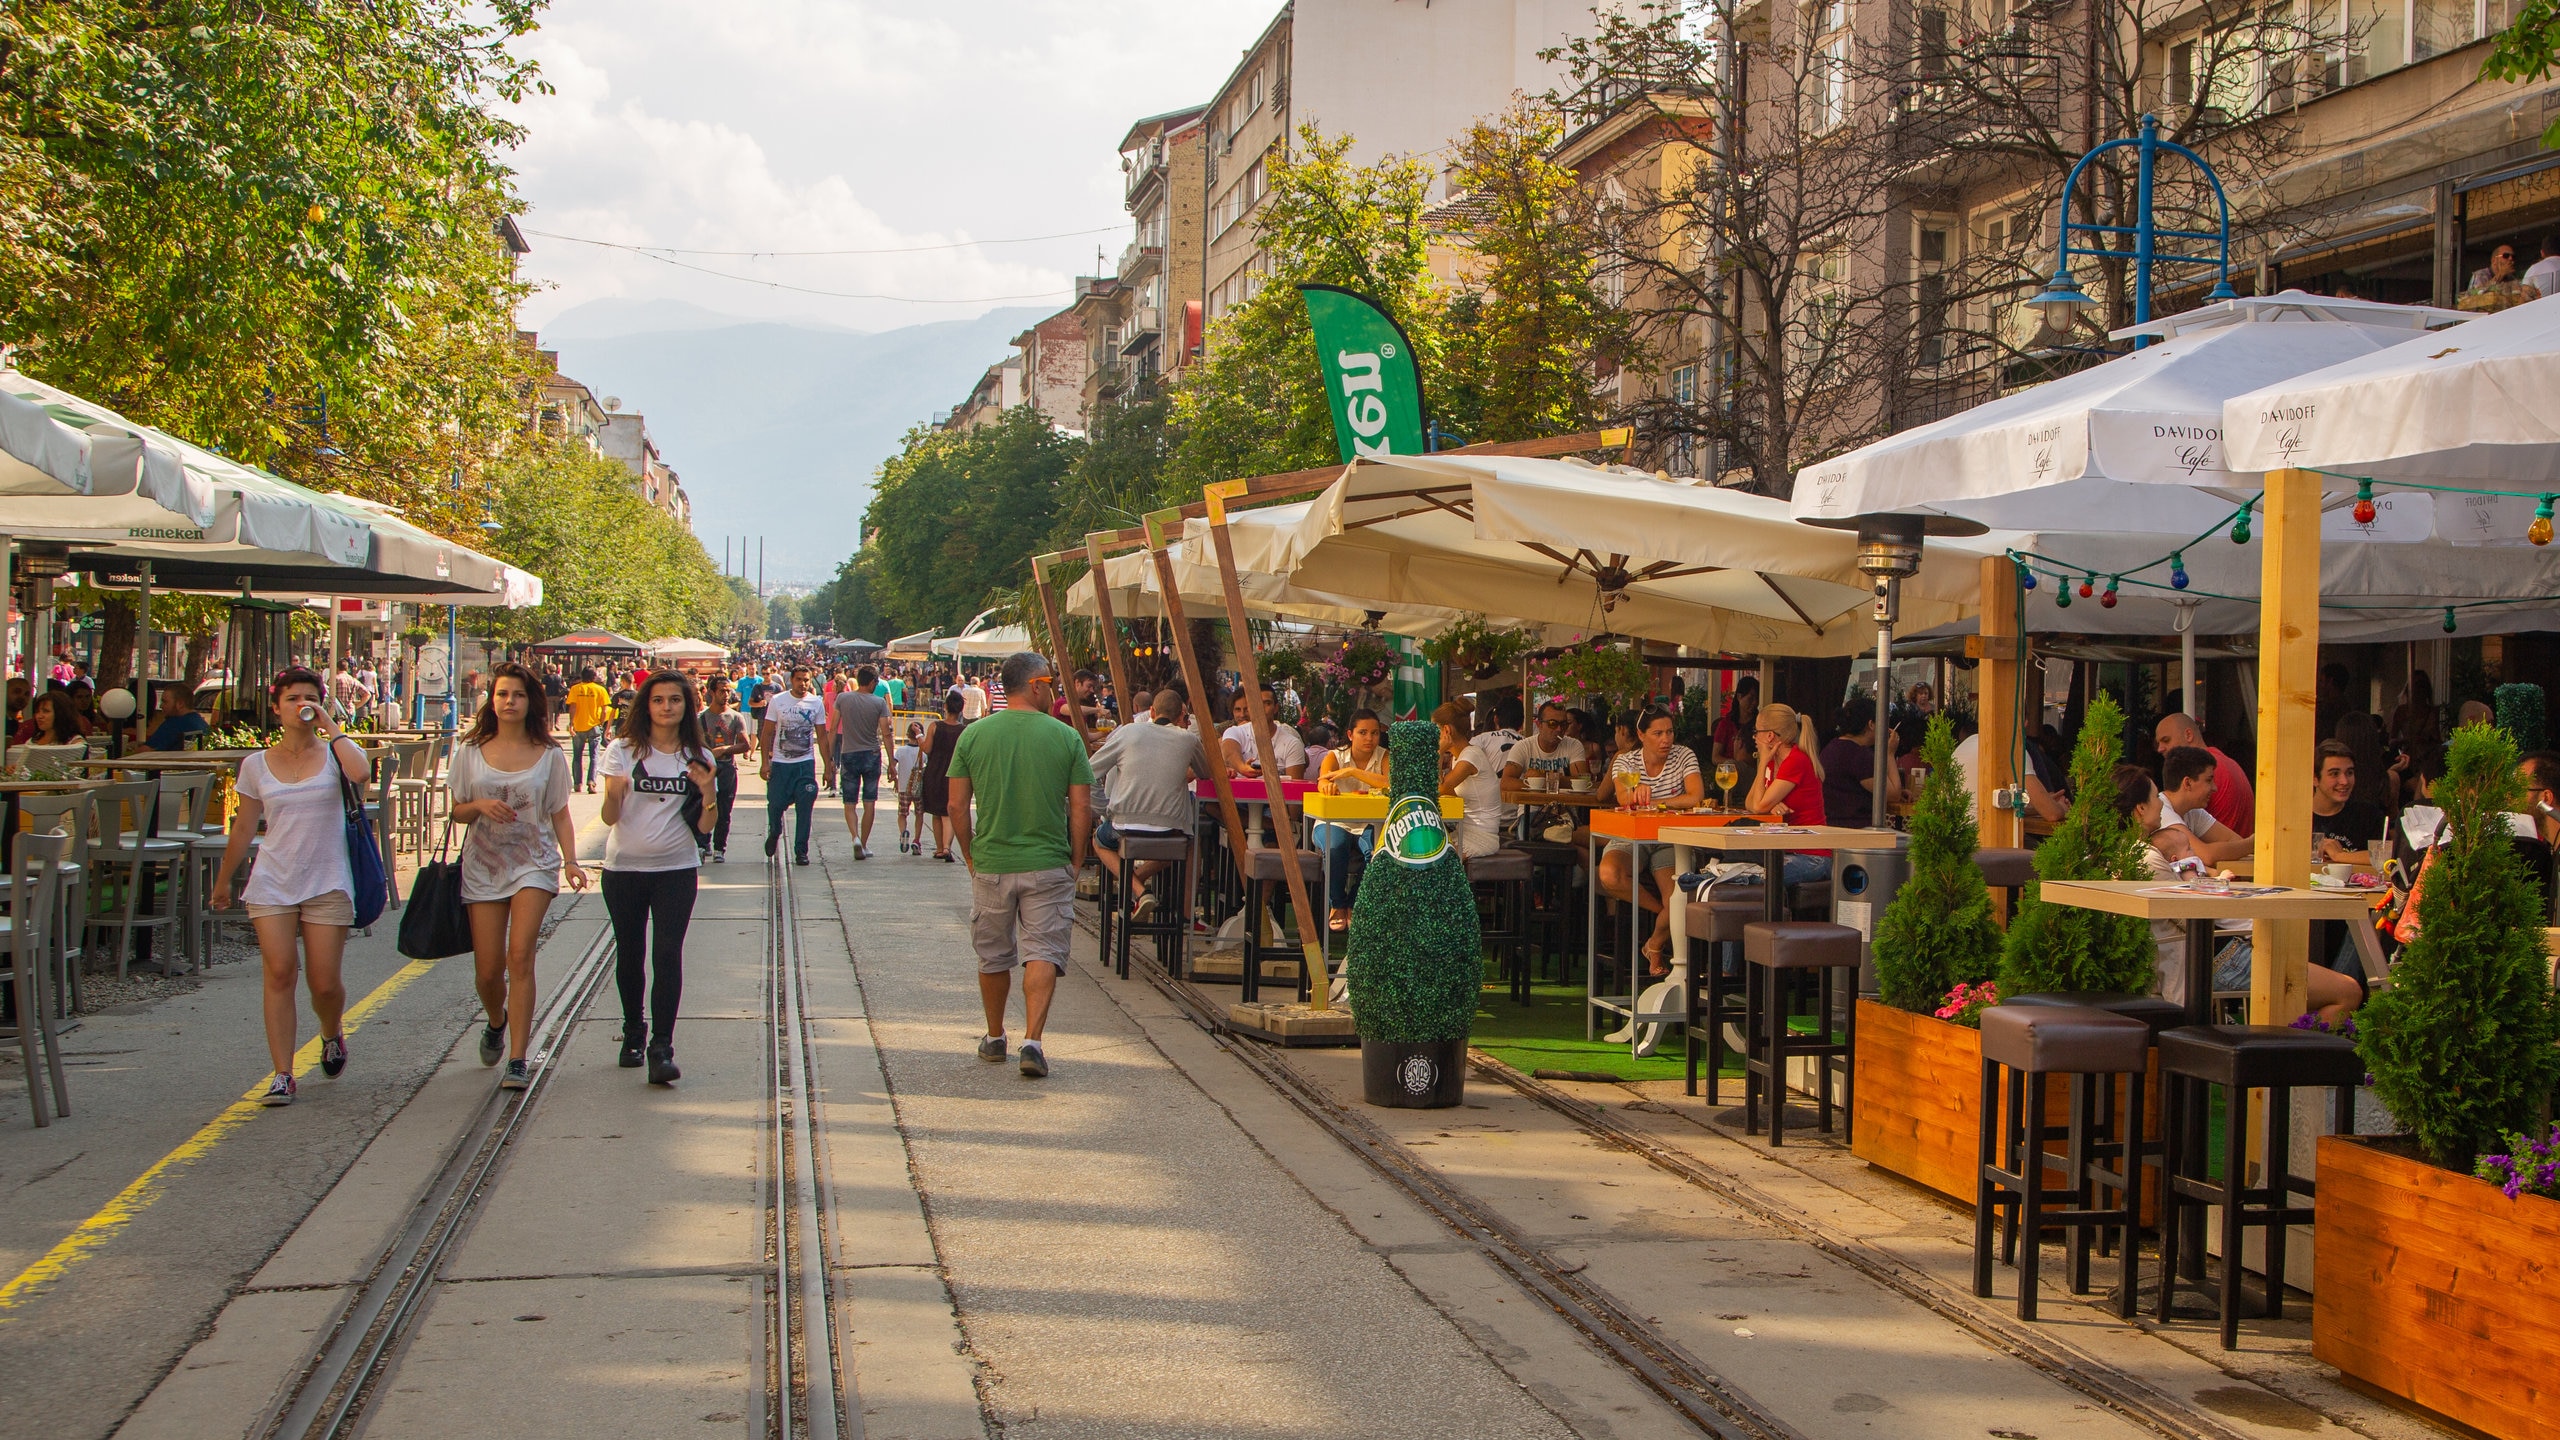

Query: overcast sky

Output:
[508, 0, 1278, 333]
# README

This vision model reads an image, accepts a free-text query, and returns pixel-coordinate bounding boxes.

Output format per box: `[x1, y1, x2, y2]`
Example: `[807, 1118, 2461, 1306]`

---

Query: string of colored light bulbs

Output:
[2005, 474, 2560, 635]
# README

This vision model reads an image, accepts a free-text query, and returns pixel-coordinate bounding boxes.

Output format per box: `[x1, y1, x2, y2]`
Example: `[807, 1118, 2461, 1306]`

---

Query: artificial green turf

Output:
[1469, 979, 1739, 1083]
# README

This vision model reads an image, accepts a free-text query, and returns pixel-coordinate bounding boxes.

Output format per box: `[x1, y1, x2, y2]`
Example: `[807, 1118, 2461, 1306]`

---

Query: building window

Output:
[1669, 363, 1700, 475]
[1248, 67, 1265, 116]
[1806, 0, 1852, 132]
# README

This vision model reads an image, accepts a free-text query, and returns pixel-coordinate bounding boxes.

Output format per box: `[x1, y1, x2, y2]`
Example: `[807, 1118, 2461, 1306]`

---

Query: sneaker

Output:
[795, 854, 810, 867]
[260, 1072, 296, 1106]
[1130, 893, 1158, 922]
[976, 1034, 1007, 1063]
[618, 1037, 645, 1068]
[320, 1035, 347, 1078]
[1019, 1041, 1049, 1079]
[713, 848, 726, 863]
[855, 840, 869, 860]
[765, 831, 780, 858]
[500, 1059, 532, 1090]
[646, 1046, 681, 1085]
[478, 1024, 505, 1067]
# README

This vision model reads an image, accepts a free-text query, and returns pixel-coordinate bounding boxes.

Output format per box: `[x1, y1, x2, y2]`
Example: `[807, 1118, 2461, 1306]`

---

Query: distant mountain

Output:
[540, 304, 1052, 584]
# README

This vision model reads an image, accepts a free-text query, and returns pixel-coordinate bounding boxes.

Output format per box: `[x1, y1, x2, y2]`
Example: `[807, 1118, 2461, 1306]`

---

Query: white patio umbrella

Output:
[1200, 452, 2006, 657]
[932, 624, 1034, 658]
[1792, 294, 2464, 534]
[2222, 291, 2560, 535]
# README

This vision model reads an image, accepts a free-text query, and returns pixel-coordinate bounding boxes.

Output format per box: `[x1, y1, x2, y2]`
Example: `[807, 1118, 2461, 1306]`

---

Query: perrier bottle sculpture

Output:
[1346, 718, 1481, 1107]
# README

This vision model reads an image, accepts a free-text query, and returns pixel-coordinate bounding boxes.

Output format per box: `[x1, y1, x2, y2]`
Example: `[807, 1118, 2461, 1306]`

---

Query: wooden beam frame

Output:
[1144, 507, 1254, 948]
[1202, 480, 1332, 1009]
[1976, 555, 2022, 850]
[1083, 532, 1135, 728]
[1027, 552, 1096, 751]
[2251, 472, 2320, 1025]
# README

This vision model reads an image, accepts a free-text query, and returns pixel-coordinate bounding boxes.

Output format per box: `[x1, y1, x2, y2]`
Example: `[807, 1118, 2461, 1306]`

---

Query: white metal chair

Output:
[85, 779, 185, 978]
[3, 831, 74, 1126]
[15, 791, 90, 1012]
[151, 772, 214, 970]
[17, 743, 87, 780]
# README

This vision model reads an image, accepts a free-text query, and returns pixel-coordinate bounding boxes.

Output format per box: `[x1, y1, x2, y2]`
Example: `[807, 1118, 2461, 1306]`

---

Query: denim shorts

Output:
[839, 748, 882, 804]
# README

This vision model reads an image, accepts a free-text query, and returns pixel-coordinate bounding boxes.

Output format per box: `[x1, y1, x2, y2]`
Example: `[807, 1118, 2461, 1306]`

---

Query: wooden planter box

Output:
[1851, 1000, 1984, 1202]
[2314, 1135, 2560, 1439]
[1851, 999, 2159, 1215]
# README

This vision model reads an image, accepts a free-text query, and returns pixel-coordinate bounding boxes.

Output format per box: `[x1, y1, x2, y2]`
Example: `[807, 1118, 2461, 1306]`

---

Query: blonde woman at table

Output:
[1315, 710, 1389, 931]
[1743, 701, 1832, 891]
[211, 667, 373, 1108]
[1599, 705, 1705, 975]
[451, 662, 588, 1091]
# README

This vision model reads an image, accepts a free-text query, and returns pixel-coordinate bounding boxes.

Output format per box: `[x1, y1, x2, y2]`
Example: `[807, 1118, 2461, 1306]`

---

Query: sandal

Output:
[1327, 910, 1351, 932]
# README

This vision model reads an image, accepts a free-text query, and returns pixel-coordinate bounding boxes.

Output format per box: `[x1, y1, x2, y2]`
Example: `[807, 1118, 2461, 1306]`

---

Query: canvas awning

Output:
[530, 628, 646, 654]
[646, 637, 728, 660]
[1791, 294, 2464, 534]
[1065, 508, 1527, 638]
[931, 624, 1033, 658]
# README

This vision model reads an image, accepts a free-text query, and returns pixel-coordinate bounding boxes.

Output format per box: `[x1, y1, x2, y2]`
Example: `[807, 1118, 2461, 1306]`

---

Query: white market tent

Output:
[1792, 294, 2465, 535]
[2223, 290, 2560, 509]
[884, 627, 938, 660]
[1197, 452, 2006, 657]
[646, 637, 729, 662]
[932, 623, 1034, 658]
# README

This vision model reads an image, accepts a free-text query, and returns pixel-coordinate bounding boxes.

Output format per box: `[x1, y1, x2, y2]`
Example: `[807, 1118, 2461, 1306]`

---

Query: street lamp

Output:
[2032, 113, 2239, 345]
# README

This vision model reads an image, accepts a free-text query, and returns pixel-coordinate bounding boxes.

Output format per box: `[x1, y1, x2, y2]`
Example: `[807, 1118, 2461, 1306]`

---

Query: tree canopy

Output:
[483, 442, 729, 646]
[858, 405, 1080, 635]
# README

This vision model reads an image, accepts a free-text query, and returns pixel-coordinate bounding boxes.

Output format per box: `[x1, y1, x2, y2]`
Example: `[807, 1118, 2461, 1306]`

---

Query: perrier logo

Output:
[1382, 794, 1447, 867]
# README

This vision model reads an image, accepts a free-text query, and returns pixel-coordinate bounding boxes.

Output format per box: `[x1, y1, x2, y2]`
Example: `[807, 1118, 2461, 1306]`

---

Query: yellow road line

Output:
[0, 954, 445, 1317]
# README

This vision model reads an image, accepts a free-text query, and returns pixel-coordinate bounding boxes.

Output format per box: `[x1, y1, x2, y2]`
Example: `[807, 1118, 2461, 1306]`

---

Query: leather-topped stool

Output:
[1682, 886, 1762, 1100]
[1240, 847, 1323, 1002]
[2001, 993, 2182, 1282]
[1973, 1003, 2149, 1320]
[1514, 840, 1583, 985]
[2154, 1024, 2363, 1348]
[1465, 849, 1534, 1002]
[1740, 921, 1860, 1145]
[1102, 832, 1193, 980]
[1977, 847, 2036, 919]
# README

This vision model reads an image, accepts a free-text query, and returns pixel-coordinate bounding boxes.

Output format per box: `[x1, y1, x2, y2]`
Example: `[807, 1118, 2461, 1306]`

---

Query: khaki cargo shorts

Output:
[246, 889, 356, 926]
[969, 867, 1076, 975]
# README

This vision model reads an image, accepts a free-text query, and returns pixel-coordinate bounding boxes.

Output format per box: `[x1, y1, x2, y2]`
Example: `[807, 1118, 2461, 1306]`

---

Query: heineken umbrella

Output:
[0, 367, 219, 523]
[1200, 454, 2005, 657]
[1790, 294, 2464, 534]
[2222, 290, 2560, 509]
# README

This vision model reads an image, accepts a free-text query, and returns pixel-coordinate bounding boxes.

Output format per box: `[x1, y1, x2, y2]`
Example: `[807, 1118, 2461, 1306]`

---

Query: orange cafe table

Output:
[1584, 808, 1777, 1044]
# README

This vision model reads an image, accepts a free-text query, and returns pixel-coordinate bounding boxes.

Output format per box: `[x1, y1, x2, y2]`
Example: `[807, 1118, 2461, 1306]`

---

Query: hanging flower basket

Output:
[1530, 641, 1649, 714]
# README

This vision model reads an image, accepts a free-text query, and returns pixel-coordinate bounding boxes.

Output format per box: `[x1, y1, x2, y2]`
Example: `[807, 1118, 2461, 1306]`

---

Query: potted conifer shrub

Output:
[1853, 715, 2007, 1198]
[2314, 721, 2560, 1438]
[1997, 693, 2154, 996]
[1346, 719, 1482, 1108]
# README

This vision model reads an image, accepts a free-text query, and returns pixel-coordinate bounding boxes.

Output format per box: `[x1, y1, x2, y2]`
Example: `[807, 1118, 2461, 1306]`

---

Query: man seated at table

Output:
[1219, 688, 1306, 780]
[2154, 712, 2253, 838]
[2159, 746, 2253, 863]
[1501, 699, 1591, 787]
[136, 682, 210, 752]
[1090, 689, 1215, 921]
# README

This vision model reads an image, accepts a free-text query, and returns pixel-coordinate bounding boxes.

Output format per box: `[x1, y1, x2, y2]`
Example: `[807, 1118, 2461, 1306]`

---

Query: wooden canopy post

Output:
[1974, 554, 2023, 850]
[1028, 552, 1095, 751]
[2250, 473, 2320, 1025]
[1083, 532, 1137, 728]
[1145, 508, 1255, 930]
[1202, 480, 1330, 1008]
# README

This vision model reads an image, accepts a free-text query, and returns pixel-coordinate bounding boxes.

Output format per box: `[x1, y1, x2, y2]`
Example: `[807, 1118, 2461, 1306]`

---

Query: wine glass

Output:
[1714, 758, 1739, 809]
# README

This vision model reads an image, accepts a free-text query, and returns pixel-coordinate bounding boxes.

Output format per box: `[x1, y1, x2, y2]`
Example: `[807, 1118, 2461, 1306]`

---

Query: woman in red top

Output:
[13, 691, 84, 746]
[1744, 701, 1833, 887]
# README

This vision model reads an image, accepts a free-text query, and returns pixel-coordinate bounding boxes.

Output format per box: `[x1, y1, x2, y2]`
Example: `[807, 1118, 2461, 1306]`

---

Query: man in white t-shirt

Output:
[955, 676, 990, 720]
[1219, 689, 1307, 778]
[759, 666, 830, 865]
[2526, 232, 2560, 297]
[1502, 699, 1591, 786]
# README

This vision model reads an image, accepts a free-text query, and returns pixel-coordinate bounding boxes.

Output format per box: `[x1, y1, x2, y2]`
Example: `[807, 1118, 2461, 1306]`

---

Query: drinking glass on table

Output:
[1714, 759, 1739, 808]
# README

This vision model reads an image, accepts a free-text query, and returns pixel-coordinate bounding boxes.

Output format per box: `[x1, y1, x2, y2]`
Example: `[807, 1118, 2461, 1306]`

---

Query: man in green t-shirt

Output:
[947, 650, 1093, 1079]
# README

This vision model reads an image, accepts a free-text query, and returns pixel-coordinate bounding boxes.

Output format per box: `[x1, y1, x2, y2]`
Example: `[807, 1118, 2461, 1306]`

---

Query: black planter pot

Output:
[1361, 1038, 1467, 1108]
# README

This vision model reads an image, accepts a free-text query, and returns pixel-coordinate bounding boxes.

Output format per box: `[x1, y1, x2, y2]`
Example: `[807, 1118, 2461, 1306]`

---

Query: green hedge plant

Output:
[1998, 693, 2155, 996]
[1873, 715, 2002, 1012]
[2358, 722, 2560, 1169]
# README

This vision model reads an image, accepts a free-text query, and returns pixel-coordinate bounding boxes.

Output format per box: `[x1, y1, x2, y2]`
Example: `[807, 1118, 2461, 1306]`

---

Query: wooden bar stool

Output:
[1464, 849, 1534, 1002]
[1999, 992, 2181, 1284]
[1977, 847, 2036, 918]
[1105, 832, 1193, 980]
[2154, 1024, 2362, 1348]
[1973, 1002, 2149, 1321]
[1739, 920, 1860, 1145]
[1681, 886, 1762, 1100]
[1240, 847, 1321, 1003]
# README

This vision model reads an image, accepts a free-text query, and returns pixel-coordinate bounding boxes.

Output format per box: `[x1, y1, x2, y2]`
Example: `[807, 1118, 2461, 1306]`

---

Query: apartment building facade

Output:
[599, 411, 692, 525]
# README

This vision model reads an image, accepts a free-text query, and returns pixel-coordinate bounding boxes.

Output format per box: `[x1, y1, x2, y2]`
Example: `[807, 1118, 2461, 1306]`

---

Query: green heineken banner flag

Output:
[1301, 284, 1427, 462]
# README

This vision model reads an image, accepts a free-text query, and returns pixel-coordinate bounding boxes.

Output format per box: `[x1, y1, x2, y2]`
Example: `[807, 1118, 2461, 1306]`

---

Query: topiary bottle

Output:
[1346, 718, 1482, 1107]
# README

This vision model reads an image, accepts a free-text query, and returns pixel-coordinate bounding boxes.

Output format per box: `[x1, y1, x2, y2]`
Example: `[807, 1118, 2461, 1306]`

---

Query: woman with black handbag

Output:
[450, 662, 587, 1090]
[211, 668, 374, 1108]
[599, 670, 715, 1085]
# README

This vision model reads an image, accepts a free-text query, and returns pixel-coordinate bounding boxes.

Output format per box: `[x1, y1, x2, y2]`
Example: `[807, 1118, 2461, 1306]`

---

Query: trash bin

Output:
[1832, 840, 1912, 998]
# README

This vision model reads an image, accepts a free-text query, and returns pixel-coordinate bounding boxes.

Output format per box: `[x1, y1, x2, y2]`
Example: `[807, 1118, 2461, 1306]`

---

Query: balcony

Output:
[1120, 309, 1162, 357]
[1891, 26, 2064, 164]
[1123, 139, 1169, 202]
[1119, 243, 1164, 282]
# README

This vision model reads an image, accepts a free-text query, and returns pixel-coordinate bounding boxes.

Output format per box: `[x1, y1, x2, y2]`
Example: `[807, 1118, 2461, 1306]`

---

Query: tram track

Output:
[1107, 936, 2259, 1440]
[253, 852, 851, 1440]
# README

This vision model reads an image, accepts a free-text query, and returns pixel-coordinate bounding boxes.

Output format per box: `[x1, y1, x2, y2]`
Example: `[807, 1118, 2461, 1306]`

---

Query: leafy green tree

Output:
[2486, 4, 2560, 146]
[1168, 126, 1443, 491]
[1874, 716, 2003, 1012]
[2359, 723, 2560, 1169]
[1437, 102, 1638, 443]
[825, 551, 888, 642]
[861, 406, 1079, 634]
[484, 442, 728, 646]
[1053, 394, 1177, 541]
[1999, 693, 2155, 995]
[766, 592, 799, 640]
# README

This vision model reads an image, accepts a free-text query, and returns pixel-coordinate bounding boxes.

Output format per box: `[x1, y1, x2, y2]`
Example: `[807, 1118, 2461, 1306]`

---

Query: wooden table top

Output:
[1589, 808, 1779, 842]
[2035, 878, 2379, 921]
[0, 778, 107, 793]
[1502, 786, 1609, 807]
[1659, 822, 1908, 851]
[77, 754, 240, 771]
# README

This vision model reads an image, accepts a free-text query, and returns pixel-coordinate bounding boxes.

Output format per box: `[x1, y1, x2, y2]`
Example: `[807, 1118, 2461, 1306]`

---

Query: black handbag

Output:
[397, 816, 473, 959]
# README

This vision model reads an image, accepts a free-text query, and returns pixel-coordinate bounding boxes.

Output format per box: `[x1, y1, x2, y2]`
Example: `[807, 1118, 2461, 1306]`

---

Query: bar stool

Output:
[1977, 847, 2036, 918]
[1514, 839, 1582, 985]
[1239, 847, 1321, 1002]
[1972, 1002, 2149, 1320]
[1104, 832, 1193, 980]
[1999, 992, 2182, 1282]
[2154, 1024, 2363, 1348]
[1465, 849, 1534, 1002]
[1682, 886, 1762, 1100]
[1739, 920, 1860, 1144]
